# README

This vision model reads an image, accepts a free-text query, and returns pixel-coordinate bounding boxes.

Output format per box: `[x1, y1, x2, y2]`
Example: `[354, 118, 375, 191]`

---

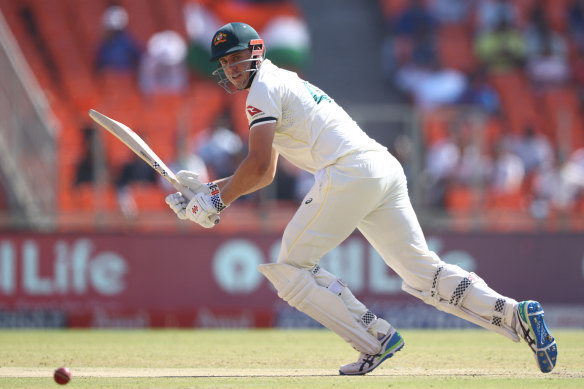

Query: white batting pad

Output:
[258, 263, 381, 354]
[402, 262, 519, 342]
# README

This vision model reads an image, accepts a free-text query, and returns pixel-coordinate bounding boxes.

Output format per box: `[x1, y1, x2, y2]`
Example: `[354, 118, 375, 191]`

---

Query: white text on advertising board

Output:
[0, 239, 127, 296]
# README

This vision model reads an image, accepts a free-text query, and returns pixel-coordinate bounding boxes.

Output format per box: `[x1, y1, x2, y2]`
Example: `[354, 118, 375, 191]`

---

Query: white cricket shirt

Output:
[245, 60, 386, 174]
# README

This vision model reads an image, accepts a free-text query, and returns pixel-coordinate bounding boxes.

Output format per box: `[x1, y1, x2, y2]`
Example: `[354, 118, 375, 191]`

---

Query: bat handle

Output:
[173, 182, 221, 225]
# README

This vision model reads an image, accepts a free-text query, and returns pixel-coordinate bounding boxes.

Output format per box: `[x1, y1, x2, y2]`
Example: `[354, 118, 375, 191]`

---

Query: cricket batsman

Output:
[165, 22, 557, 375]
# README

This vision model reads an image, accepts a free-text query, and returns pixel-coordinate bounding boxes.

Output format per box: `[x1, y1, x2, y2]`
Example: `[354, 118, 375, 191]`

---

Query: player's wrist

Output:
[206, 182, 228, 212]
[206, 182, 220, 195]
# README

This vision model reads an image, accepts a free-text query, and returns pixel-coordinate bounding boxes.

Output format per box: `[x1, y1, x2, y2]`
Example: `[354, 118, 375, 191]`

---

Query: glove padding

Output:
[175, 170, 211, 197]
[165, 170, 216, 227]
[184, 192, 222, 228]
[165, 192, 188, 220]
[165, 192, 219, 228]
[165, 170, 226, 228]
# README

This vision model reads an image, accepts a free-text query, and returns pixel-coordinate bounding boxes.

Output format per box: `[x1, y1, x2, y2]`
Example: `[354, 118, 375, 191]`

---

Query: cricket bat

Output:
[88, 109, 219, 225]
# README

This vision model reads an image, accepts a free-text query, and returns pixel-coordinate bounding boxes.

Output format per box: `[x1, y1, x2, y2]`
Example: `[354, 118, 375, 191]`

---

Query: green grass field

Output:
[0, 329, 582, 388]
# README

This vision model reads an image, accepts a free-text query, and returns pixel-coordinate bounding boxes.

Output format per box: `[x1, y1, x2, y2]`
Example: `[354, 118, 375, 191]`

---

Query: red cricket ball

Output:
[53, 367, 71, 385]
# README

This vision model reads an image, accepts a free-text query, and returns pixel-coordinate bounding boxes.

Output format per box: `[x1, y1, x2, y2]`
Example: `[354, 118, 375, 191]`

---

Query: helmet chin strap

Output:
[244, 58, 262, 89]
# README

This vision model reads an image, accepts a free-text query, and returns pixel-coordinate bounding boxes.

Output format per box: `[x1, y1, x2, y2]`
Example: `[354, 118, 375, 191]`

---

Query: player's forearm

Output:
[213, 174, 270, 197]
[218, 157, 273, 205]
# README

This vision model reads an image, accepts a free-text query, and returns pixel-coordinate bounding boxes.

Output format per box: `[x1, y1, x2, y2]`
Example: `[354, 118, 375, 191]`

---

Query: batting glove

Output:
[175, 170, 211, 196]
[165, 192, 188, 220]
[185, 192, 226, 228]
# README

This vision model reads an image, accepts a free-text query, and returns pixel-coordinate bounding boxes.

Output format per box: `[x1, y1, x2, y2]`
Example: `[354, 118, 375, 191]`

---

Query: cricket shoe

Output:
[339, 327, 404, 375]
[516, 300, 557, 373]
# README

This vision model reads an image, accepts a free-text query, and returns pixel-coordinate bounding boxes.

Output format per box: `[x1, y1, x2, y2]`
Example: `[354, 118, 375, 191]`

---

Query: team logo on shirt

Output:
[213, 32, 227, 46]
[246, 105, 263, 117]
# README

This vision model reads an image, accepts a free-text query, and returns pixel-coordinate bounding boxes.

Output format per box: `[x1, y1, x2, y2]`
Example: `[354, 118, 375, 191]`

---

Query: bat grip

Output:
[173, 182, 221, 225]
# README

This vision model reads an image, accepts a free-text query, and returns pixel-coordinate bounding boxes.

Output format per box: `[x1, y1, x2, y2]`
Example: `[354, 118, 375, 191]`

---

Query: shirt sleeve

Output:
[246, 77, 280, 130]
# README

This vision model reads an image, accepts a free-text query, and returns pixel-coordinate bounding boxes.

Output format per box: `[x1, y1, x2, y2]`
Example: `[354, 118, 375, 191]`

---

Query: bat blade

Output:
[88, 109, 220, 225]
[88, 109, 177, 184]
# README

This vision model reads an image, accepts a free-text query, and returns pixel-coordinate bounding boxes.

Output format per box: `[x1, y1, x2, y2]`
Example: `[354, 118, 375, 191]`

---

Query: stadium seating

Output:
[1, 0, 583, 231]
[402, 0, 584, 224]
[0, 0, 306, 230]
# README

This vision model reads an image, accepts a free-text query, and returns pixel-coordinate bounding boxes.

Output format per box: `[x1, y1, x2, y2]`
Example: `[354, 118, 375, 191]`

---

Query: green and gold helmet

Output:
[210, 22, 264, 62]
[210, 22, 265, 93]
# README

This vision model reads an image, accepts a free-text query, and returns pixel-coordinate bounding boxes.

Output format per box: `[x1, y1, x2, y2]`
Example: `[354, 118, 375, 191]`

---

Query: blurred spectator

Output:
[95, 4, 142, 74]
[524, 2, 567, 59]
[428, 0, 473, 25]
[451, 125, 491, 186]
[166, 152, 209, 194]
[572, 47, 584, 109]
[475, 0, 519, 33]
[262, 15, 311, 72]
[567, 0, 584, 51]
[115, 152, 158, 218]
[74, 125, 103, 186]
[525, 36, 570, 91]
[424, 135, 460, 207]
[382, 0, 438, 80]
[530, 162, 560, 219]
[410, 23, 439, 67]
[194, 114, 245, 180]
[457, 69, 501, 115]
[381, 22, 438, 83]
[162, 122, 210, 194]
[552, 147, 584, 210]
[424, 123, 490, 208]
[523, 2, 570, 91]
[508, 125, 554, 175]
[392, 134, 415, 184]
[393, 0, 436, 37]
[525, 0, 547, 33]
[272, 158, 301, 201]
[487, 139, 525, 195]
[395, 60, 467, 111]
[138, 30, 189, 96]
[184, 1, 223, 79]
[475, 18, 526, 74]
[115, 156, 157, 189]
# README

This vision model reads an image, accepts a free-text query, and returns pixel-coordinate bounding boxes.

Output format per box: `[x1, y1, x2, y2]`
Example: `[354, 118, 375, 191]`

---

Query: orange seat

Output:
[61, 0, 111, 70]
[486, 190, 526, 211]
[489, 71, 541, 136]
[213, 1, 302, 32]
[59, 183, 117, 212]
[545, 0, 572, 33]
[118, 0, 156, 45]
[127, 184, 168, 211]
[420, 108, 458, 146]
[185, 81, 227, 142]
[437, 23, 477, 73]
[445, 185, 475, 212]
[152, 0, 189, 37]
[542, 88, 584, 152]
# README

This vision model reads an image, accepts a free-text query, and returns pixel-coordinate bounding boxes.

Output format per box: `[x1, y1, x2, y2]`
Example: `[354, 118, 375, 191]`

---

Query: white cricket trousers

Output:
[277, 150, 435, 291]
[276, 149, 517, 332]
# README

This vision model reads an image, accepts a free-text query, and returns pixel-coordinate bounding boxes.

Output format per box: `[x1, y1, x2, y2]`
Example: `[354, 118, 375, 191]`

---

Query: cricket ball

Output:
[53, 367, 71, 385]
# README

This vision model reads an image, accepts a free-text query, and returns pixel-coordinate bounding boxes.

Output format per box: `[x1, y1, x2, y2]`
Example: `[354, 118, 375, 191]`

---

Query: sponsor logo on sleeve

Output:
[246, 105, 263, 117]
